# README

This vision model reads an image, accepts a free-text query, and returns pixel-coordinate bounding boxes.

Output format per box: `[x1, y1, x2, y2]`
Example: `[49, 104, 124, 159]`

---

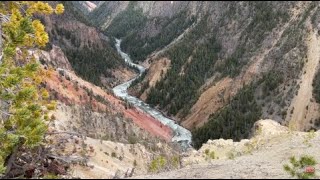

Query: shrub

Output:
[209, 151, 215, 159]
[149, 156, 167, 173]
[171, 156, 180, 168]
[283, 155, 317, 179]
[227, 151, 235, 160]
[111, 152, 117, 158]
[205, 149, 210, 155]
[203, 149, 215, 160]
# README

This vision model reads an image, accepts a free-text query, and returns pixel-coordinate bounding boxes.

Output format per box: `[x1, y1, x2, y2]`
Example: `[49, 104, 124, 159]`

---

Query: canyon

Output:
[14, 1, 320, 178]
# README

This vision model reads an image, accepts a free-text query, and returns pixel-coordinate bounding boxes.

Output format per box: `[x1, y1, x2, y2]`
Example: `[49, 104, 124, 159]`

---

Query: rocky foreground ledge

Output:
[132, 119, 320, 179]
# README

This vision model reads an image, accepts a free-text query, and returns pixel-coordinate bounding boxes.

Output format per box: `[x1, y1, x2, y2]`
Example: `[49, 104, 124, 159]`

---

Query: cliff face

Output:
[39, 45, 73, 71]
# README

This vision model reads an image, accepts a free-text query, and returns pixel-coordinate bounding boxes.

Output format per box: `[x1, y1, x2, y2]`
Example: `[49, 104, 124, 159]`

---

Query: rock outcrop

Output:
[132, 119, 320, 179]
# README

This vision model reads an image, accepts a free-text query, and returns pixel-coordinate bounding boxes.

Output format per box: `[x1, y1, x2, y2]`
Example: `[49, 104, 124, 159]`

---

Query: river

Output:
[112, 39, 192, 150]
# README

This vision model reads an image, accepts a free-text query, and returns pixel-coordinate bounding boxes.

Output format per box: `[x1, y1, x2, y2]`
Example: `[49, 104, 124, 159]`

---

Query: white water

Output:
[112, 39, 192, 149]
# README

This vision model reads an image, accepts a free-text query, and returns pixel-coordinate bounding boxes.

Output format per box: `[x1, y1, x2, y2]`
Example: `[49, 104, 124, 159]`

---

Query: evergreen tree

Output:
[0, 1, 63, 175]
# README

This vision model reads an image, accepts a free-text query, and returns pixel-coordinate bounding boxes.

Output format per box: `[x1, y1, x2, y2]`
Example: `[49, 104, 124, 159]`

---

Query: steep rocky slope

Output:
[132, 119, 320, 179]
[35, 45, 180, 179]
[287, 29, 320, 131]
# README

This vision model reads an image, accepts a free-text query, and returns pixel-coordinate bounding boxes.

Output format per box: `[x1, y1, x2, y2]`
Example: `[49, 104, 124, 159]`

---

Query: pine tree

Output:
[0, 1, 64, 175]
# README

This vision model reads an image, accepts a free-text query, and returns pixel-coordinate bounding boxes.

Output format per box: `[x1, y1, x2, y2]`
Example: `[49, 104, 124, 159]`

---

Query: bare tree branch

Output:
[0, 13, 10, 64]
[45, 131, 83, 137]
[0, 109, 13, 116]
[0, 14, 2, 63]
[46, 154, 88, 164]
[4, 142, 21, 177]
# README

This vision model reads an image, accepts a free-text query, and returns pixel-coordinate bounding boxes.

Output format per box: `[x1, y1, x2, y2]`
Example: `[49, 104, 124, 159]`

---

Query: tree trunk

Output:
[4, 137, 25, 178]
[4, 145, 20, 177]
